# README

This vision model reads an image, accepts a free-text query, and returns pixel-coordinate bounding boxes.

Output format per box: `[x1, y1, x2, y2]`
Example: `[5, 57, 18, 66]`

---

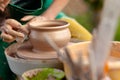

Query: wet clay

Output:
[5, 43, 20, 58]
[15, 20, 71, 59]
[28, 20, 71, 52]
[5, 41, 58, 59]
[16, 42, 58, 59]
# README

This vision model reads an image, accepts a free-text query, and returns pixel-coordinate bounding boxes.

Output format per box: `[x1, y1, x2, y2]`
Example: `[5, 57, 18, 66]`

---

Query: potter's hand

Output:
[21, 15, 51, 30]
[0, 0, 10, 11]
[0, 19, 28, 42]
[21, 15, 51, 24]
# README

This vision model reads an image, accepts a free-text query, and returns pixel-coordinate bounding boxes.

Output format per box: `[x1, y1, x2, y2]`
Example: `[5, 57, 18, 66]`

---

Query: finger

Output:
[3, 37, 15, 42]
[21, 15, 35, 22]
[0, 6, 4, 11]
[30, 16, 48, 23]
[5, 24, 25, 38]
[19, 25, 29, 34]
[28, 16, 47, 26]
[14, 24, 30, 35]
[1, 31, 15, 42]
[1, 0, 4, 1]
[5, 19, 22, 29]
[3, 0, 10, 7]
[0, 3, 5, 9]
[5, 19, 29, 34]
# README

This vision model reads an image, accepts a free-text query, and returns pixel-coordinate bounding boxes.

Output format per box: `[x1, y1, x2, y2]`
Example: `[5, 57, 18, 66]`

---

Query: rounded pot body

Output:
[29, 20, 71, 52]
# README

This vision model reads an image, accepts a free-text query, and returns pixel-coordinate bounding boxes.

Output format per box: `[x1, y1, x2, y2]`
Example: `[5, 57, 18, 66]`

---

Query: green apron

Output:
[8, 0, 66, 22]
[0, 0, 66, 80]
[0, 38, 16, 80]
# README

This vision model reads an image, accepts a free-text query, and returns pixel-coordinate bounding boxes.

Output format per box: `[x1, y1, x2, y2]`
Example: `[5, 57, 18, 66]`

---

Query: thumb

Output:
[21, 15, 35, 22]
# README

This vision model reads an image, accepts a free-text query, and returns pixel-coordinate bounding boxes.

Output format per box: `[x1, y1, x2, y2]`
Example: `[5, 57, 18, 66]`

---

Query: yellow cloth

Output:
[59, 17, 92, 41]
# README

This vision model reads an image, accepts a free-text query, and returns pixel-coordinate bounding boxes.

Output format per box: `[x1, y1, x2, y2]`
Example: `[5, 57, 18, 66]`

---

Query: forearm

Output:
[41, 0, 69, 19]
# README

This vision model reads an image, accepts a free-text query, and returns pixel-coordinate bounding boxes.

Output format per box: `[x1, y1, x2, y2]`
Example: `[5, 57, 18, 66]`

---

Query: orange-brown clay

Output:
[28, 20, 71, 53]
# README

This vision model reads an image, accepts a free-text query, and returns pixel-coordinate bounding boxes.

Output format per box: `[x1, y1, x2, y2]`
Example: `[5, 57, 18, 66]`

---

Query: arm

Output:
[41, 0, 69, 19]
[0, 0, 70, 42]
[21, 0, 70, 21]
[0, 0, 28, 42]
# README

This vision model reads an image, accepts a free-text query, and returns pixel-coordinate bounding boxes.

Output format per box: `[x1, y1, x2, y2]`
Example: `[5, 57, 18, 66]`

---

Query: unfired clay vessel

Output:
[16, 20, 71, 59]
[29, 20, 71, 52]
[4, 20, 70, 77]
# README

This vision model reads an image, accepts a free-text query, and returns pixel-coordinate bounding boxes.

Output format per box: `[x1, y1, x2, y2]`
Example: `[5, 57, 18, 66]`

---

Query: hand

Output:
[0, 19, 28, 42]
[21, 15, 51, 25]
[21, 15, 53, 28]
[0, 0, 10, 11]
[0, 15, 49, 42]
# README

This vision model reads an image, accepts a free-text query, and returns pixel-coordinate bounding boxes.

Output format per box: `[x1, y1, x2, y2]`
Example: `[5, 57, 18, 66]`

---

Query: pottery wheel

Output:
[16, 42, 58, 59]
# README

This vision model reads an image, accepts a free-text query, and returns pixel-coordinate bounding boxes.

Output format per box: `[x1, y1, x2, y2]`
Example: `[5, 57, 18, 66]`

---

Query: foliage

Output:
[84, 0, 103, 10]
[114, 18, 120, 41]
[73, 12, 94, 32]
[84, 0, 120, 41]
[24, 68, 65, 80]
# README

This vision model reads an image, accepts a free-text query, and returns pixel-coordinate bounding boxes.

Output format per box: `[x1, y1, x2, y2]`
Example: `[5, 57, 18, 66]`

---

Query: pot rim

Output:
[28, 20, 70, 30]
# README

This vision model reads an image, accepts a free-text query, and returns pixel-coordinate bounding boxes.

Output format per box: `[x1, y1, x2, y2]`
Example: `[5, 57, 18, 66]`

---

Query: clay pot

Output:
[28, 20, 71, 53]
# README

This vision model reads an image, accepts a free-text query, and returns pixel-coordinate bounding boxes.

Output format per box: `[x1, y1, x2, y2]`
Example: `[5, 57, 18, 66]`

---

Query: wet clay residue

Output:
[5, 43, 21, 58]
[6, 49, 18, 58]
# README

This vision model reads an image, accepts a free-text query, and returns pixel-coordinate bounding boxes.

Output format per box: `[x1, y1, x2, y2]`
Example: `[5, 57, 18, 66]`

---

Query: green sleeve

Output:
[0, 38, 16, 80]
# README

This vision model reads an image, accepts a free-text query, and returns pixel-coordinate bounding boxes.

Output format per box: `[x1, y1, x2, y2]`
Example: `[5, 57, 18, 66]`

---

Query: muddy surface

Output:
[5, 41, 58, 60]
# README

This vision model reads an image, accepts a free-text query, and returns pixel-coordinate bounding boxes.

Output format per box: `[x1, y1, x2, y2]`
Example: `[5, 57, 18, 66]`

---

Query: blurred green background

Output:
[63, 0, 120, 41]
